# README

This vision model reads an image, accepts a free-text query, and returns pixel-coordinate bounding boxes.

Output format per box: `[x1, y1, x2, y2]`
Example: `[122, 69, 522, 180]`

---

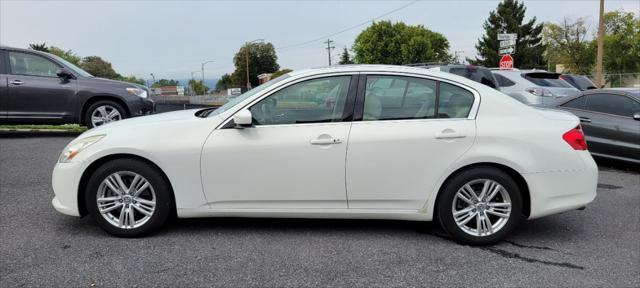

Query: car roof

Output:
[582, 88, 640, 99]
[288, 64, 461, 79]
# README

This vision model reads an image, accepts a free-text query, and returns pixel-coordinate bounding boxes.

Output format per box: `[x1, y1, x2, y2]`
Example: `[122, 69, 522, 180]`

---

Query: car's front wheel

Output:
[437, 166, 523, 245]
[85, 100, 127, 128]
[85, 158, 173, 237]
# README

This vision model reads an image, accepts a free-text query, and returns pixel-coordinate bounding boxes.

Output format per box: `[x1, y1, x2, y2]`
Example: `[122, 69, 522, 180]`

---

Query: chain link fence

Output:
[583, 73, 640, 88]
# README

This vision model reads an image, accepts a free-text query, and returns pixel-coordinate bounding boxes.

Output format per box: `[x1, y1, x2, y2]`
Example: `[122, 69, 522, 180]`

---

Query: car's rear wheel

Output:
[85, 100, 126, 128]
[437, 166, 523, 245]
[85, 158, 172, 237]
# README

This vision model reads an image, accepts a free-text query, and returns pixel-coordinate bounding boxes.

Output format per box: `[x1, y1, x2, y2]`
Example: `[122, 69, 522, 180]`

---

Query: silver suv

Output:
[492, 69, 579, 105]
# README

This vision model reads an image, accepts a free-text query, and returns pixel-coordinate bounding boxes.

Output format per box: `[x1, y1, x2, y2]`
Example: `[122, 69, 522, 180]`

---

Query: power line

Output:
[275, 0, 419, 51]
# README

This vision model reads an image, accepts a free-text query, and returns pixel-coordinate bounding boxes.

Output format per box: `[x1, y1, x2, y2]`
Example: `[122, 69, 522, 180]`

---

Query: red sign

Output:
[499, 54, 514, 70]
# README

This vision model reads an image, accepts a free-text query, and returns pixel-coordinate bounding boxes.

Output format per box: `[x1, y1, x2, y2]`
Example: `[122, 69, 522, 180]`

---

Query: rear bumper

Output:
[526, 152, 598, 219]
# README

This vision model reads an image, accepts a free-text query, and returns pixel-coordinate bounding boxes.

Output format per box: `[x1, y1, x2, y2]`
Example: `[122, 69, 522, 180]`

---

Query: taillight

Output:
[563, 125, 588, 150]
[526, 87, 554, 97]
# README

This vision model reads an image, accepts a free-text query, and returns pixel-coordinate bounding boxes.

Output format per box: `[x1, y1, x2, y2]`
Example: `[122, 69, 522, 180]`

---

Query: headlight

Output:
[126, 87, 148, 98]
[58, 135, 105, 163]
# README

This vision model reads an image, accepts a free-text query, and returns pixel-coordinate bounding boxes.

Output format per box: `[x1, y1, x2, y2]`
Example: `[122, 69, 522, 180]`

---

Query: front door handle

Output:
[579, 117, 591, 123]
[10, 80, 23, 85]
[435, 129, 466, 139]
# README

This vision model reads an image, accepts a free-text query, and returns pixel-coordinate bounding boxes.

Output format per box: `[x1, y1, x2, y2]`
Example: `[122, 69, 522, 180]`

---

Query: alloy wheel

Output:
[96, 171, 156, 229]
[91, 105, 122, 127]
[451, 179, 512, 237]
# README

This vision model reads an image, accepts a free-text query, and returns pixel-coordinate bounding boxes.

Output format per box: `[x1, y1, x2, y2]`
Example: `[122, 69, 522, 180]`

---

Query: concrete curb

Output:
[0, 129, 83, 137]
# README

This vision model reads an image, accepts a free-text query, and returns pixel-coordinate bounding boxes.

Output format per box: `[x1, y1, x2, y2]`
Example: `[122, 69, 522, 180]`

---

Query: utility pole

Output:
[150, 73, 156, 86]
[201, 60, 215, 95]
[324, 39, 335, 66]
[595, 0, 605, 87]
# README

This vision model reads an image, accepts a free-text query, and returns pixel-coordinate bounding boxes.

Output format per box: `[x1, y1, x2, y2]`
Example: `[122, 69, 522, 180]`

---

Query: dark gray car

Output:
[0, 46, 154, 128]
[551, 88, 640, 164]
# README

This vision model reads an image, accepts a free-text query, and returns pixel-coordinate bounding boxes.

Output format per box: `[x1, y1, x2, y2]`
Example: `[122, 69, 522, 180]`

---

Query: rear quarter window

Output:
[561, 96, 586, 109]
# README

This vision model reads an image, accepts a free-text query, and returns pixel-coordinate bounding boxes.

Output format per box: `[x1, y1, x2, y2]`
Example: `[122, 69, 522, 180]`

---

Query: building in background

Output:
[258, 73, 273, 84]
[156, 86, 185, 96]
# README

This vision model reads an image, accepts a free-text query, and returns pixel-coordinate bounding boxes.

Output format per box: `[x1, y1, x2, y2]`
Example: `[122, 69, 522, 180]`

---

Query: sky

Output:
[1, 0, 638, 82]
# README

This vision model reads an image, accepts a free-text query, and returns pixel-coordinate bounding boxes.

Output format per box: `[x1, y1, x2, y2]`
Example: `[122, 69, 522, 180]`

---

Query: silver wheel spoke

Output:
[133, 203, 153, 217]
[133, 181, 150, 197]
[99, 202, 123, 214]
[456, 211, 477, 226]
[98, 106, 108, 118]
[107, 109, 120, 120]
[486, 210, 510, 218]
[485, 183, 503, 202]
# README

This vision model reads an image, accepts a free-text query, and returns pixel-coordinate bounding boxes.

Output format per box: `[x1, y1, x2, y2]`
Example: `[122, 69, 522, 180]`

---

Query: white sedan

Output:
[52, 65, 597, 245]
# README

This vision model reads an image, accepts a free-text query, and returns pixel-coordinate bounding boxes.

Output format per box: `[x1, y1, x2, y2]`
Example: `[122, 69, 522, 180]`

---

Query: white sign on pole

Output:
[500, 39, 516, 48]
[499, 47, 515, 55]
[498, 33, 517, 41]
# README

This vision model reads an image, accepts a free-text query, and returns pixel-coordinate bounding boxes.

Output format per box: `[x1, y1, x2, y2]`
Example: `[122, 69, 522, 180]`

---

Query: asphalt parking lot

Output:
[1, 136, 638, 287]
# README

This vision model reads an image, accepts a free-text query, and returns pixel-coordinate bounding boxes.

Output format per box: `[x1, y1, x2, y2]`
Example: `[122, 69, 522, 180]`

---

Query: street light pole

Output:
[245, 39, 264, 91]
[201, 60, 215, 95]
[150, 73, 156, 86]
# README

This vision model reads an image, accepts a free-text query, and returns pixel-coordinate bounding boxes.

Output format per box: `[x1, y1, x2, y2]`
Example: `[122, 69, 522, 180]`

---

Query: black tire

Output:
[84, 100, 127, 128]
[436, 166, 523, 245]
[85, 158, 173, 237]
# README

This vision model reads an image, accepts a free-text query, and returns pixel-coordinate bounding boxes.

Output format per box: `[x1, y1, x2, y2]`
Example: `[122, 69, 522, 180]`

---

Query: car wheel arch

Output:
[77, 153, 176, 218]
[430, 162, 531, 220]
[79, 95, 131, 125]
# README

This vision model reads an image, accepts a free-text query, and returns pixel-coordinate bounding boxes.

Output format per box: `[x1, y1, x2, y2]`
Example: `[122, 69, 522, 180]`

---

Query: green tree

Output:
[470, 0, 546, 69]
[28, 43, 49, 52]
[543, 18, 595, 74]
[353, 21, 452, 65]
[602, 11, 640, 79]
[48, 47, 82, 65]
[188, 79, 209, 95]
[215, 74, 234, 91]
[230, 42, 280, 88]
[153, 79, 180, 87]
[338, 47, 354, 65]
[120, 75, 145, 85]
[270, 69, 292, 79]
[79, 56, 119, 79]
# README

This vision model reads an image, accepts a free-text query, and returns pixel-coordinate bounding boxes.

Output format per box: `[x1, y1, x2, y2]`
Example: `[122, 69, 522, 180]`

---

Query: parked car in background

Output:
[52, 65, 597, 245]
[0, 46, 154, 128]
[411, 64, 499, 89]
[560, 74, 598, 91]
[492, 69, 580, 105]
[550, 88, 640, 164]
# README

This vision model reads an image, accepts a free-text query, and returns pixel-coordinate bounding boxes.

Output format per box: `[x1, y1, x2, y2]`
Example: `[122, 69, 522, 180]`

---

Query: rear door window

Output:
[523, 73, 573, 88]
[585, 93, 640, 117]
[363, 75, 437, 120]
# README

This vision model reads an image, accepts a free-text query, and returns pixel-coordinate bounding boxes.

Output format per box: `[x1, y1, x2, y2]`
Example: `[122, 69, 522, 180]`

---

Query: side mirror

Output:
[633, 112, 640, 121]
[56, 68, 75, 80]
[233, 109, 253, 128]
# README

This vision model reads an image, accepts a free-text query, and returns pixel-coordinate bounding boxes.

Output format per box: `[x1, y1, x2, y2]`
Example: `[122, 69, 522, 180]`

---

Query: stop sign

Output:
[499, 54, 514, 70]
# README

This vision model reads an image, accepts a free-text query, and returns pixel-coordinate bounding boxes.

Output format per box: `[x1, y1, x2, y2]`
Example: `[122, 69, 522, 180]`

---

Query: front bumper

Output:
[51, 161, 85, 217]
[130, 98, 155, 117]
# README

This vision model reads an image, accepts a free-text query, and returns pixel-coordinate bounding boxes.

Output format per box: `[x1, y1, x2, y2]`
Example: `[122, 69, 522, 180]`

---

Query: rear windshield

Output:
[523, 72, 573, 88]
[572, 76, 597, 90]
[449, 67, 497, 88]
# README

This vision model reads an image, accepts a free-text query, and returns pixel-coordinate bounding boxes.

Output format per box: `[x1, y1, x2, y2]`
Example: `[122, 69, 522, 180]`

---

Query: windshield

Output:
[48, 54, 94, 77]
[207, 74, 291, 117]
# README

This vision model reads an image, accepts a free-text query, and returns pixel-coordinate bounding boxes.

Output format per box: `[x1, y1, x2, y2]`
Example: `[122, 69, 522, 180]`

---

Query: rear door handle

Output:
[579, 117, 591, 123]
[10, 80, 23, 85]
[310, 138, 342, 145]
[435, 129, 466, 139]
